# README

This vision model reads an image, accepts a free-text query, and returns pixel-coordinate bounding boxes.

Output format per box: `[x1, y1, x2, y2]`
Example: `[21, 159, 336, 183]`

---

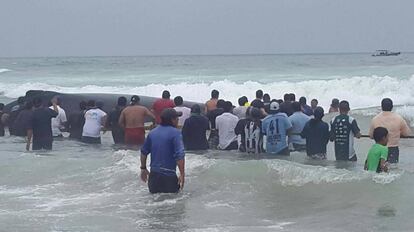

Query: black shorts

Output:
[81, 136, 101, 144]
[292, 143, 306, 152]
[148, 171, 180, 194]
[32, 138, 53, 150]
[387, 147, 399, 163]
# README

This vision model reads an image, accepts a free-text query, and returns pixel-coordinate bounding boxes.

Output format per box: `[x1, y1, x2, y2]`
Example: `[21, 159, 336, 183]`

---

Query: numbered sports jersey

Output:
[330, 114, 360, 160]
[262, 113, 292, 154]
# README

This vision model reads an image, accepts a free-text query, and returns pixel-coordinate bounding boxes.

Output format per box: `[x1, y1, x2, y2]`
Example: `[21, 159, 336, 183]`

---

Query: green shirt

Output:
[366, 144, 388, 172]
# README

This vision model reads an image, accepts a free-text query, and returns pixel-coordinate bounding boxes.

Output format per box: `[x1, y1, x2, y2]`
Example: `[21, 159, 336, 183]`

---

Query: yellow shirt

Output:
[369, 112, 411, 147]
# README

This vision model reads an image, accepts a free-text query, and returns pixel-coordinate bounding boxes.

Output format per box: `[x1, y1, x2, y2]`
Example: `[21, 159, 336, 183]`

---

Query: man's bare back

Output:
[119, 105, 154, 128]
[205, 99, 218, 113]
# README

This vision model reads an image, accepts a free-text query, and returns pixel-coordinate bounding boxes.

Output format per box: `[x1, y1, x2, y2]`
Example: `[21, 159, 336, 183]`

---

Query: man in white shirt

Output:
[215, 101, 239, 150]
[173, 96, 191, 128]
[49, 96, 67, 137]
[82, 100, 107, 144]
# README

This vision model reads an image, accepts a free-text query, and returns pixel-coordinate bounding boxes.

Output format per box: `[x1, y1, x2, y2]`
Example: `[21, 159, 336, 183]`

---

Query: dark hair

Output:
[174, 96, 183, 106]
[0, 103, 4, 110]
[96, 101, 104, 109]
[238, 96, 248, 106]
[191, 104, 201, 114]
[331, 98, 340, 108]
[276, 99, 283, 104]
[339, 100, 350, 112]
[24, 101, 33, 110]
[118, 97, 127, 107]
[87, 100, 96, 108]
[263, 94, 270, 102]
[373, 127, 388, 143]
[79, 101, 87, 110]
[381, 98, 393, 111]
[256, 90, 263, 99]
[313, 107, 324, 120]
[217, 99, 226, 109]
[33, 97, 43, 108]
[250, 107, 261, 119]
[283, 93, 290, 102]
[292, 102, 301, 112]
[17, 96, 25, 105]
[311, 99, 318, 104]
[289, 93, 296, 102]
[211, 90, 219, 99]
[223, 101, 233, 112]
[299, 97, 306, 105]
[162, 90, 170, 99]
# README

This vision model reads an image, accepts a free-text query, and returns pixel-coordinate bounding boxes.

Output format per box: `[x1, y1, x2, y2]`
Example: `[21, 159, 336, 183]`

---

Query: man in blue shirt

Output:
[288, 102, 310, 151]
[262, 101, 292, 155]
[140, 108, 185, 194]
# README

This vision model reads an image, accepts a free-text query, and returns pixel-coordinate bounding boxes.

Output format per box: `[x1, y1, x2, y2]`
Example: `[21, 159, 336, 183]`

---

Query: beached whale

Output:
[4, 90, 204, 122]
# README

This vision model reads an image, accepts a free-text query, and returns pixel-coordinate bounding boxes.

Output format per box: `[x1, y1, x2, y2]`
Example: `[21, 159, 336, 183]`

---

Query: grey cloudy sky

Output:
[1, 0, 413, 57]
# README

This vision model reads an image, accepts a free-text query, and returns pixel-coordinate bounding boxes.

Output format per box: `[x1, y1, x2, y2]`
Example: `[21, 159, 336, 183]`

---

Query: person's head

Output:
[211, 90, 219, 99]
[276, 99, 284, 105]
[269, 101, 280, 114]
[51, 96, 62, 106]
[17, 96, 25, 105]
[160, 108, 182, 127]
[283, 93, 290, 102]
[292, 102, 302, 112]
[373, 127, 389, 146]
[0, 103, 4, 111]
[117, 96, 127, 107]
[381, 98, 393, 112]
[256, 90, 263, 99]
[96, 101, 104, 110]
[263, 94, 271, 103]
[289, 93, 296, 102]
[299, 97, 307, 106]
[313, 107, 325, 121]
[331, 98, 340, 108]
[191, 104, 201, 115]
[223, 101, 233, 113]
[311, 99, 318, 108]
[217, 99, 226, 109]
[33, 97, 43, 108]
[79, 101, 87, 111]
[174, 96, 184, 106]
[87, 100, 96, 108]
[339, 100, 350, 114]
[130, 95, 139, 105]
[250, 107, 261, 120]
[238, 96, 248, 106]
[162, 90, 170, 99]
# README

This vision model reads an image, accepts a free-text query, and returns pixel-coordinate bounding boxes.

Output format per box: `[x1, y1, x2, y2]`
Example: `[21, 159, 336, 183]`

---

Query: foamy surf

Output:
[0, 68, 11, 73]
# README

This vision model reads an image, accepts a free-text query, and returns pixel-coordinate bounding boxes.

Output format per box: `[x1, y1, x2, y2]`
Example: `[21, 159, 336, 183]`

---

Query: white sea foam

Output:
[1, 75, 414, 110]
[0, 68, 11, 73]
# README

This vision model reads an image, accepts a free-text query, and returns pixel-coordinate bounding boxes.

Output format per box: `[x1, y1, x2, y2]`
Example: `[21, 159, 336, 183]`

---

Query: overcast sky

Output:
[1, 0, 413, 57]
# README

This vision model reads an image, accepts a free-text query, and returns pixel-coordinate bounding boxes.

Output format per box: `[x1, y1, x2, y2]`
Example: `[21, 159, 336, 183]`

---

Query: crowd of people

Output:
[0, 89, 411, 193]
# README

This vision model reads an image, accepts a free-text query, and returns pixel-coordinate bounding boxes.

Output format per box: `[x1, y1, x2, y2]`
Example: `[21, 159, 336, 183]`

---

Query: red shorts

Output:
[124, 127, 145, 145]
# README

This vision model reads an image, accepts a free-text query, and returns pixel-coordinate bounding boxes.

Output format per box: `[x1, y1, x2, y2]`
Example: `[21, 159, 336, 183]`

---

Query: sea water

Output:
[1, 54, 414, 231]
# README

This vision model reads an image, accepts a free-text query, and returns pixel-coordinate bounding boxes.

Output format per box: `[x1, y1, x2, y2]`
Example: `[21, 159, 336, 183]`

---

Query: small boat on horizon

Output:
[372, 50, 401, 56]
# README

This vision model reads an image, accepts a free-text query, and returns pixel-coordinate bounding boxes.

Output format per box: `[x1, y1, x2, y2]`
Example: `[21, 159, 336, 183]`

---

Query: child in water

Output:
[365, 127, 389, 173]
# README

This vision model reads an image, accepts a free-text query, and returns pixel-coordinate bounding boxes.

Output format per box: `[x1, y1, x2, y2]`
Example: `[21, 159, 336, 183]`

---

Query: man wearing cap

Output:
[119, 95, 155, 146]
[152, 90, 176, 124]
[369, 98, 411, 163]
[262, 101, 292, 155]
[182, 104, 210, 150]
[330, 101, 361, 161]
[140, 108, 185, 194]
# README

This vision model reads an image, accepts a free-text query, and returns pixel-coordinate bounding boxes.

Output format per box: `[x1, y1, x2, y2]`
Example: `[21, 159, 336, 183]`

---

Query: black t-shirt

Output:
[182, 115, 210, 150]
[207, 108, 224, 129]
[251, 99, 265, 109]
[13, 109, 34, 137]
[280, 102, 294, 116]
[30, 108, 58, 139]
[67, 110, 85, 139]
[301, 119, 330, 156]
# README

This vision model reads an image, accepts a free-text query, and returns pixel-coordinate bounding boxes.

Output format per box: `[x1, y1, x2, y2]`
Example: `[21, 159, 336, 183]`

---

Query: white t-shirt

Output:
[82, 108, 107, 138]
[215, 112, 239, 149]
[233, 106, 248, 119]
[174, 106, 191, 127]
[49, 105, 67, 137]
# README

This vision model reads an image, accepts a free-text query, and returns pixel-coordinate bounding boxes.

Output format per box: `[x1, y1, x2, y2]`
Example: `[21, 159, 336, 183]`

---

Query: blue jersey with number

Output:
[262, 113, 292, 154]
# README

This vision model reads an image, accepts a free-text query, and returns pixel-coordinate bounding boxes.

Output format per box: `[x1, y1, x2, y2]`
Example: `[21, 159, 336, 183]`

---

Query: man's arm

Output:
[140, 154, 149, 182]
[352, 120, 361, 139]
[118, 110, 125, 129]
[146, 108, 156, 121]
[177, 158, 185, 190]
[380, 158, 388, 172]
[400, 117, 411, 137]
[51, 98, 59, 113]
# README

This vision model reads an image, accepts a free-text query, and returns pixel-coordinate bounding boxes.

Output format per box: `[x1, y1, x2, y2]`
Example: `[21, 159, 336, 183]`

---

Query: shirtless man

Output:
[205, 90, 219, 113]
[119, 95, 155, 145]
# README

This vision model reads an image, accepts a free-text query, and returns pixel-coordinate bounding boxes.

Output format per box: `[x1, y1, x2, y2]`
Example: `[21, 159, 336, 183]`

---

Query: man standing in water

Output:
[330, 101, 361, 161]
[119, 95, 155, 146]
[369, 98, 411, 163]
[67, 101, 87, 140]
[49, 96, 67, 138]
[106, 97, 127, 144]
[26, 97, 59, 151]
[140, 108, 185, 194]
[0, 103, 8, 136]
[152, 90, 175, 124]
[82, 100, 107, 144]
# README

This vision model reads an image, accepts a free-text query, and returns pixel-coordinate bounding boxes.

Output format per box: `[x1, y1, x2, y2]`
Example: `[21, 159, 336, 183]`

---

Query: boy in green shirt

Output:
[365, 127, 389, 173]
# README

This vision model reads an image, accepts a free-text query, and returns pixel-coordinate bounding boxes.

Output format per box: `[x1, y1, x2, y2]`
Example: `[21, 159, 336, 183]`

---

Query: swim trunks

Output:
[124, 127, 145, 145]
[148, 171, 180, 194]
[387, 146, 399, 163]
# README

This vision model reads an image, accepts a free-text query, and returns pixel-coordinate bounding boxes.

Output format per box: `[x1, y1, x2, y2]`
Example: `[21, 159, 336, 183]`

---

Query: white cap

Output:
[269, 101, 280, 112]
